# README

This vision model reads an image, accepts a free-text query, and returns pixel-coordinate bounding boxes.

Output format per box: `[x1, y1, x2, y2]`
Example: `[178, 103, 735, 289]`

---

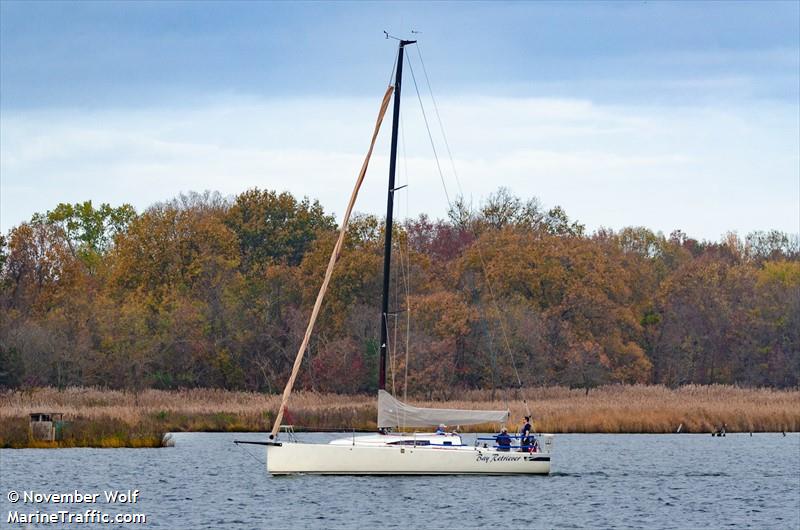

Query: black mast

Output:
[379, 39, 415, 391]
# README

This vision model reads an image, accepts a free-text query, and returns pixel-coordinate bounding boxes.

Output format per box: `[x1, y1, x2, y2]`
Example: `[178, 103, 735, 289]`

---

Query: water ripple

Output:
[0, 432, 797, 529]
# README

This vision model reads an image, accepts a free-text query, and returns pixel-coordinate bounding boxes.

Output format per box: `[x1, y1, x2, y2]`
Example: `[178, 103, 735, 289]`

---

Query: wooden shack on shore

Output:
[29, 412, 64, 442]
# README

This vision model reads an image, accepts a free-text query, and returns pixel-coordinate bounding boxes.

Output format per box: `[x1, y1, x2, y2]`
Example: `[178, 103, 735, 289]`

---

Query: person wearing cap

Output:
[495, 427, 512, 452]
[435, 423, 447, 435]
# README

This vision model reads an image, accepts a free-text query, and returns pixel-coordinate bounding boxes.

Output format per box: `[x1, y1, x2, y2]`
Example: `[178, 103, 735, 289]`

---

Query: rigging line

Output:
[387, 47, 399, 88]
[405, 52, 451, 207]
[415, 43, 463, 195]
[399, 84, 412, 406]
[384, 310, 396, 396]
[402, 236, 412, 408]
[408, 50, 529, 417]
[235, 442, 266, 466]
[477, 246, 530, 416]
[416, 47, 527, 413]
[479, 304, 505, 410]
[390, 202, 398, 396]
[416, 49, 528, 412]
[387, 233, 402, 397]
[396, 225, 410, 401]
[389, 132, 401, 400]
[392, 281, 401, 397]
[401, 246, 411, 406]
[392, 240, 400, 396]
[407, 48, 530, 415]
[391, 313, 398, 396]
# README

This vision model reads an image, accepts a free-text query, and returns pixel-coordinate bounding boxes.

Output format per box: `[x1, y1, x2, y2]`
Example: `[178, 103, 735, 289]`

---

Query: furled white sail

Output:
[377, 390, 509, 429]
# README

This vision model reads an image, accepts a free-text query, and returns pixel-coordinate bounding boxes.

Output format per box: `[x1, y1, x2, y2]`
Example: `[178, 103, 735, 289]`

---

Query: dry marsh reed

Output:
[1, 385, 797, 447]
[455, 385, 800, 433]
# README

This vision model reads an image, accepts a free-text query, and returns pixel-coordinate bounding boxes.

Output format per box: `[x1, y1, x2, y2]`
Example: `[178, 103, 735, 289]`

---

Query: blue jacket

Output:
[495, 432, 512, 451]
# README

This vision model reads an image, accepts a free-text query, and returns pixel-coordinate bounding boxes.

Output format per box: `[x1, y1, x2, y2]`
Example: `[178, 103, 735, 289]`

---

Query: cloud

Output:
[1, 93, 797, 241]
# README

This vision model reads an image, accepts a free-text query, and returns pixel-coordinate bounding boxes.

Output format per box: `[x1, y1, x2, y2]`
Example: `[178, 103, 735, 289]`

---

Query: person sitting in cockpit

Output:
[495, 428, 512, 451]
[435, 424, 447, 435]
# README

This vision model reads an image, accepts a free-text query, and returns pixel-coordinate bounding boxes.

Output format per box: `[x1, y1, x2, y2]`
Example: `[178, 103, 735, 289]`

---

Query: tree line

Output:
[1, 188, 797, 395]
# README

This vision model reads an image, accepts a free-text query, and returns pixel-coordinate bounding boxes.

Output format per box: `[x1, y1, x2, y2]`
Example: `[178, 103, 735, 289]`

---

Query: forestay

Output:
[377, 390, 509, 429]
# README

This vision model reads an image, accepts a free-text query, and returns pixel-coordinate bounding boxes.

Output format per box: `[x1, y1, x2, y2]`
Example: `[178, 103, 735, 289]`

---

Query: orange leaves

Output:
[411, 291, 476, 339]
[110, 194, 240, 302]
[1, 187, 798, 392]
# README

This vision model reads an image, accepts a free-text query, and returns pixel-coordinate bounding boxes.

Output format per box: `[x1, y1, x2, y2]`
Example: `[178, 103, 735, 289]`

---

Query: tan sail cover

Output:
[269, 86, 395, 439]
[378, 390, 509, 429]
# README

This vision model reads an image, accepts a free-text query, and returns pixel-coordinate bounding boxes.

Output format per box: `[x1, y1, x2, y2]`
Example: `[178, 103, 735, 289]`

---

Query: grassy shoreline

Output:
[1, 385, 798, 448]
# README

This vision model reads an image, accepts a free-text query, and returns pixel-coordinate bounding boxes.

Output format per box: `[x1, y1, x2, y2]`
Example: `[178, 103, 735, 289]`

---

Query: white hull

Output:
[265, 436, 552, 475]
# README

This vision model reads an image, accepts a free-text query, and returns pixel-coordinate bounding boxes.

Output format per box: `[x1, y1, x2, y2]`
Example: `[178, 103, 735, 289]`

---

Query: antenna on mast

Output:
[384, 30, 418, 44]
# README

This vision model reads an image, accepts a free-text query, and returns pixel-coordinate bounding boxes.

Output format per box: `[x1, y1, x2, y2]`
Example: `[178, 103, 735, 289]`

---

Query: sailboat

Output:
[246, 38, 554, 475]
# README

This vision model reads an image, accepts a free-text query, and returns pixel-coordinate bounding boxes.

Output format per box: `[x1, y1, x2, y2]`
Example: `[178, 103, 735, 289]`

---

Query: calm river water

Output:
[1, 432, 798, 529]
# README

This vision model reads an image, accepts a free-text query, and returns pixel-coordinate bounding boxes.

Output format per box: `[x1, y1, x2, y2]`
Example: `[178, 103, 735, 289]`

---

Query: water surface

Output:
[1, 433, 798, 529]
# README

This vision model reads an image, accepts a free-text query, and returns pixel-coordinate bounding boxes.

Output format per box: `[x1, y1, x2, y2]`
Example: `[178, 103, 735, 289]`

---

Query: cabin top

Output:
[329, 432, 465, 447]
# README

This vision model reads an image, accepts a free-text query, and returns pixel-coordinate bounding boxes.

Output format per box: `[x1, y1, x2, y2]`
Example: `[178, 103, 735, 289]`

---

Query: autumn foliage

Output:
[0, 188, 797, 394]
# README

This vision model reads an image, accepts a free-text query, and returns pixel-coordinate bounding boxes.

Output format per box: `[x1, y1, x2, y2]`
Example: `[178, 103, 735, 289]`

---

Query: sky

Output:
[1, 1, 798, 241]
